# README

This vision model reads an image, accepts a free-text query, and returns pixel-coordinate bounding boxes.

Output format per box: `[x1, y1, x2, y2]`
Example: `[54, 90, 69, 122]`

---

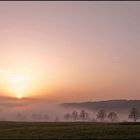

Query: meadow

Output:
[0, 122, 140, 139]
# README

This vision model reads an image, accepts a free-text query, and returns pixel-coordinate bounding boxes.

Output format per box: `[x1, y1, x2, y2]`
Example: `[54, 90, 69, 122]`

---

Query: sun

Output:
[17, 94, 23, 99]
[6, 74, 32, 98]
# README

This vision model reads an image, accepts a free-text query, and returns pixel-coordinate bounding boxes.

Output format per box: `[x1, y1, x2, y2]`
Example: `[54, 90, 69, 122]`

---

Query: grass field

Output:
[0, 122, 140, 139]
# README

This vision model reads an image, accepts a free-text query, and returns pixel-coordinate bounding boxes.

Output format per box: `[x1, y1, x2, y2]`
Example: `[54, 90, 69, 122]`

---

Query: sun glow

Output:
[6, 74, 32, 98]
[17, 94, 23, 99]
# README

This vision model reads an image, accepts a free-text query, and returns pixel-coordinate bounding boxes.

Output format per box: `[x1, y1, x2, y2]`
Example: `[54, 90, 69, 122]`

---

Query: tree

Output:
[107, 112, 119, 122]
[43, 114, 50, 121]
[96, 109, 107, 122]
[128, 107, 140, 122]
[55, 116, 59, 122]
[32, 113, 38, 121]
[31, 113, 44, 121]
[79, 110, 89, 121]
[71, 111, 78, 121]
[64, 113, 71, 121]
[16, 113, 26, 121]
[37, 113, 43, 121]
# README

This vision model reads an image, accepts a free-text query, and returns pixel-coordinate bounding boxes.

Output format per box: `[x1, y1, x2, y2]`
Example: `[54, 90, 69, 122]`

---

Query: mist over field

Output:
[0, 96, 137, 122]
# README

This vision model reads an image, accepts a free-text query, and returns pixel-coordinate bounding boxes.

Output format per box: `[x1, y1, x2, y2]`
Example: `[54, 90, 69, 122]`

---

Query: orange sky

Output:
[0, 2, 140, 101]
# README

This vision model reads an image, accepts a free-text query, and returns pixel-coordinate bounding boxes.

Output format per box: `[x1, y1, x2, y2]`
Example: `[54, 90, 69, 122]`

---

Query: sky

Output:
[0, 1, 140, 102]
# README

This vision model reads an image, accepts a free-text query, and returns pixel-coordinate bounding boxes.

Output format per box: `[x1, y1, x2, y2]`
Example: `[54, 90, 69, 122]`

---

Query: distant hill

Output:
[61, 100, 140, 112]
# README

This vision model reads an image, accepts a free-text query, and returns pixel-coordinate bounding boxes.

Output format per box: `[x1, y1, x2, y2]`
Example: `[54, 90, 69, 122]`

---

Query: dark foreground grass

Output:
[0, 122, 140, 139]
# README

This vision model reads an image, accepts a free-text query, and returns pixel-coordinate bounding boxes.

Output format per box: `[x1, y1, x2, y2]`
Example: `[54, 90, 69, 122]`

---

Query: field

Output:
[0, 122, 140, 139]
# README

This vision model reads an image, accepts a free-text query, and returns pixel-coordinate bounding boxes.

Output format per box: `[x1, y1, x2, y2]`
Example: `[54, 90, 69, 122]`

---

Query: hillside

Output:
[61, 100, 140, 112]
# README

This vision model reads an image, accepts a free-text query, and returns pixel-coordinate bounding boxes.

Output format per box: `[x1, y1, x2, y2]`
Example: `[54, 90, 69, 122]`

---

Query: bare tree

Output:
[71, 111, 78, 121]
[16, 113, 26, 121]
[79, 110, 89, 122]
[43, 114, 49, 121]
[64, 113, 71, 121]
[96, 109, 107, 122]
[32, 113, 38, 121]
[128, 107, 140, 122]
[55, 116, 59, 122]
[31, 113, 43, 122]
[107, 112, 119, 122]
[37, 113, 43, 121]
[16, 113, 22, 121]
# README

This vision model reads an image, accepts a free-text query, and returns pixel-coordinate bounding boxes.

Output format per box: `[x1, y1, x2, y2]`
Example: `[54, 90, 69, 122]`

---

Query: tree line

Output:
[63, 109, 118, 122]
[1, 107, 140, 122]
[63, 107, 140, 122]
[16, 113, 50, 122]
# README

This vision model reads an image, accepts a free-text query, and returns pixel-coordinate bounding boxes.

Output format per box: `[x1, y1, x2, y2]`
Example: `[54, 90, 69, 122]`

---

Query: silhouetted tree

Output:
[31, 113, 44, 121]
[71, 111, 78, 121]
[32, 113, 38, 121]
[96, 109, 107, 122]
[16, 113, 26, 121]
[107, 112, 119, 122]
[128, 107, 140, 122]
[43, 114, 49, 121]
[79, 110, 89, 121]
[55, 116, 59, 122]
[37, 113, 42, 121]
[64, 113, 71, 121]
